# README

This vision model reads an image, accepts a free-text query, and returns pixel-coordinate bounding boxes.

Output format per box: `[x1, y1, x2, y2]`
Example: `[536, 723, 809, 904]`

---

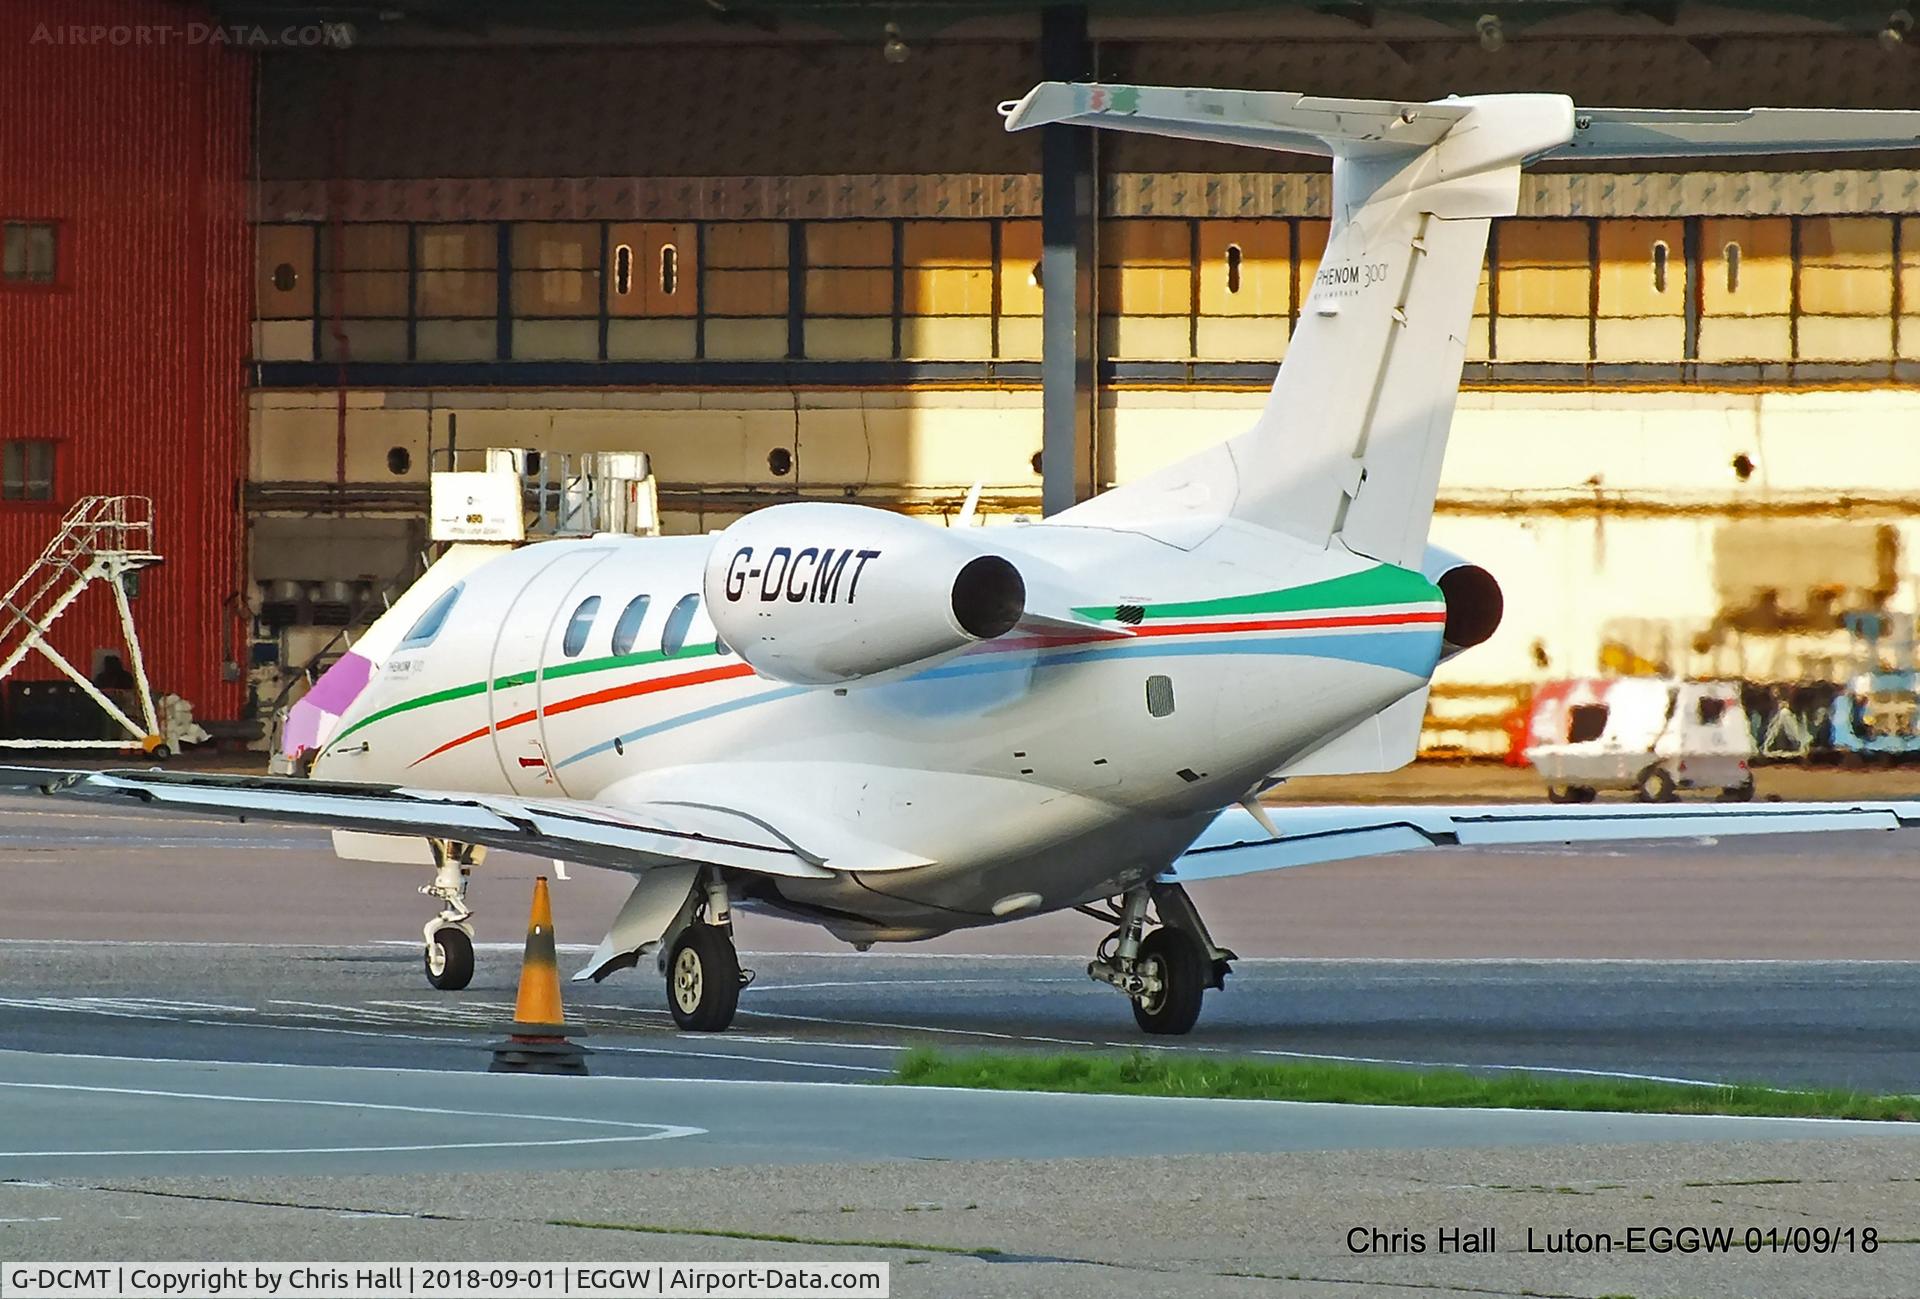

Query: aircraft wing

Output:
[0, 767, 933, 879]
[1165, 799, 1920, 883]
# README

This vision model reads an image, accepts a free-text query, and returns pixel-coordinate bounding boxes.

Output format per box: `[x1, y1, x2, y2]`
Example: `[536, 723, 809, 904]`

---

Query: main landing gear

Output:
[1083, 882, 1235, 1035]
[421, 840, 479, 991]
[662, 871, 754, 1032]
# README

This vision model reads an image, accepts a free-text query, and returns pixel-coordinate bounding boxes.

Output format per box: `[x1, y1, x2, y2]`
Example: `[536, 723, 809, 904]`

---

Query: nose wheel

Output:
[419, 840, 478, 991]
[425, 926, 474, 991]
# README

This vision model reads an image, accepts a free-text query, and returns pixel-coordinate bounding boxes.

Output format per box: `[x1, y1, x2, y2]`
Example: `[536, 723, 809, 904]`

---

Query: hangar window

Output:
[1224, 243, 1243, 295]
[1, 439, 56, 502]
[397, 583, 462, 650]
[659, 244, 679, 297]
[1724, 242, 1742, 293]
[613, 244, 634, 297]
[660, 594, 700, 657]
[1651, 241, 1669, 294]
[562, 595, 601, 657]
[2, 221, 57, 285]
[610, 594, 652, 656]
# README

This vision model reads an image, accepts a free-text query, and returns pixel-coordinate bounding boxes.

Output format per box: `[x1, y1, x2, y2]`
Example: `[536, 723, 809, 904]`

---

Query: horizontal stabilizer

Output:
[1554, 106, 1920, 159]
[1001, 81, 1464, 157]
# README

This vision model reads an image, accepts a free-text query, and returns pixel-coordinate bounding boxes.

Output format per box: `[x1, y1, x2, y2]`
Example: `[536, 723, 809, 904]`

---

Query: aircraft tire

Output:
[1635, 767, 1677, 803]
[1131, 926, 1206, 1036]
[667, 924, 740, 1032]
[425, 927, 474, 991]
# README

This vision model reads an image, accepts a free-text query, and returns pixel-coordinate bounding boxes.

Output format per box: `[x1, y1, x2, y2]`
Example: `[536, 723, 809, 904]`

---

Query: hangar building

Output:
[4, 0, 1918, 751]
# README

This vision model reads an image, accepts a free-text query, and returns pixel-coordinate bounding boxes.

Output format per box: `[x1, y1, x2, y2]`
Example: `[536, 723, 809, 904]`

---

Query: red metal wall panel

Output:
[0, 0, 252, 723]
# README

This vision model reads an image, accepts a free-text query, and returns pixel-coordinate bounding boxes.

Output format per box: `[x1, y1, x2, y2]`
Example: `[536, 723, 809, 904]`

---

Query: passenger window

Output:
[610, 594, 652, 656]
[562, 595, 601, 657]
[397, 583, 462, 649]
[660, 594, 699, 657]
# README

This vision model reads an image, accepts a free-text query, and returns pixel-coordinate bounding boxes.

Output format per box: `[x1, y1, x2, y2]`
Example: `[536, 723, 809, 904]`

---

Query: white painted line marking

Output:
[0, 1137, 675, 1159]
[741, 978, 1077, 993]
[589, 1044, 889, 1075]
[0, 939, 1914, 965]
[0, 1080, 705, 1159]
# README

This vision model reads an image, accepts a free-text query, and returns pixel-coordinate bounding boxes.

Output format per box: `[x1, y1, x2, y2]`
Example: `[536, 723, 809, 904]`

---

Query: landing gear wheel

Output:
[1546, 784, 1573, 804]
[1635, 767, 1677, 803]
[425, 927, 474, 991]
[1131, 927, 1207, 1036]
[1569, 785, 1597, 804]
[667, 924, 740, 1032]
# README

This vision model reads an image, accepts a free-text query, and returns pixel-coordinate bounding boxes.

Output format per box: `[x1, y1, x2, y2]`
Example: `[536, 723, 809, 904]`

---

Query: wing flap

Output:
[1166, 799, 1920, 884]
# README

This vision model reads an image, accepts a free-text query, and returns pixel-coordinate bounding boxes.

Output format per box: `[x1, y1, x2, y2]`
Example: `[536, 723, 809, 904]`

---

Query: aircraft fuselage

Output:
[311, 519, 1445, 940]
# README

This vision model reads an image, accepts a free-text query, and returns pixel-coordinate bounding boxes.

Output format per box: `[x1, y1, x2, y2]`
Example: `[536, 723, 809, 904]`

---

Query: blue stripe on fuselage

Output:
[553, 628, 1439, 770]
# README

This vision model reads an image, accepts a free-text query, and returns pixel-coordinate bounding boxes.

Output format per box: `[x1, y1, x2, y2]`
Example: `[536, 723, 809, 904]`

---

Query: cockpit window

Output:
[562, 595, 601, 658]
[396, 583, 462, 650]
[611, 595, 652, 656]
[660, 594, 699, 657]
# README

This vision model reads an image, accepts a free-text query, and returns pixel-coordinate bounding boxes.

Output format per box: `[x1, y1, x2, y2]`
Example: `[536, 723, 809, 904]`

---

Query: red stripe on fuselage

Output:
[406, 661, 756, 768]
[404, 609, 1444, 767]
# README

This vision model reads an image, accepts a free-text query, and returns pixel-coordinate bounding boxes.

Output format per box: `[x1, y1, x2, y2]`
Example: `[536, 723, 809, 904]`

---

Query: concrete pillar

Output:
[1040, 5, 1096, 515]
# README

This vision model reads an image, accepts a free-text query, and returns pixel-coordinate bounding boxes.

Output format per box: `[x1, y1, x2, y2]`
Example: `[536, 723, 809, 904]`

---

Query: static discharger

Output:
[488, 876, 590, 1075]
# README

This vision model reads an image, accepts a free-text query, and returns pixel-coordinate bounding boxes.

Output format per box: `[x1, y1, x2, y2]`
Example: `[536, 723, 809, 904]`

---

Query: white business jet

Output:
[11, 85, 1920, 1035]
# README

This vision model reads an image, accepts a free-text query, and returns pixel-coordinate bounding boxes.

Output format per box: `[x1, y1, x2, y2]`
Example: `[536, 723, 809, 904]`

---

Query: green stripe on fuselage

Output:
[1073, 563, 1440, 622]
[322, 642, 722, 753]
[325, 565, 1432, 755]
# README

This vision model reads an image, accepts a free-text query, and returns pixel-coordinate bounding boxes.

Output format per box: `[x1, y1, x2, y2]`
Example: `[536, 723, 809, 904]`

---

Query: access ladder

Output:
[0, 495, 166, 753]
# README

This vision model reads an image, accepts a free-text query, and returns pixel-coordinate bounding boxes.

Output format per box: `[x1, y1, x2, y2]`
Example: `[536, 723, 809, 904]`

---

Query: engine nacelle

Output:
[704, 502, 1026, 685]
[1420, 545, 1503, 660]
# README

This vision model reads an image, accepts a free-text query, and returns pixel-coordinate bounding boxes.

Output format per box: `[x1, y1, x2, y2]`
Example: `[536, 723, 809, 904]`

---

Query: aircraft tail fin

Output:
[1004, 84, 1920, 564]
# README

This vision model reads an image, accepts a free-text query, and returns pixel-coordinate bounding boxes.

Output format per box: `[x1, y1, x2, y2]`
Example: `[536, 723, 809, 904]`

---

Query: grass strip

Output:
[550, 1219, 999, 1257]
[892, 1048, 1919, 1122]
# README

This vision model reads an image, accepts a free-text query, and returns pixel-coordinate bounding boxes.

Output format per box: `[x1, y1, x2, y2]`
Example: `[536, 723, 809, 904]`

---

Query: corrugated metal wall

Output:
[0, 0, 252, 721]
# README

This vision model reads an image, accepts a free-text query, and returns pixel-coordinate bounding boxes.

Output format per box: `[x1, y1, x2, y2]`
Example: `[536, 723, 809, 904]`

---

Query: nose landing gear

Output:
[420, 840, 479, 991]
[1084, 882, 1234, 1035]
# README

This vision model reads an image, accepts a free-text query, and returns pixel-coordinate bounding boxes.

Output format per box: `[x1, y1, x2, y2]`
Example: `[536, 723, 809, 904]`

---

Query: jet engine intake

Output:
[705, 502, 1028, 685]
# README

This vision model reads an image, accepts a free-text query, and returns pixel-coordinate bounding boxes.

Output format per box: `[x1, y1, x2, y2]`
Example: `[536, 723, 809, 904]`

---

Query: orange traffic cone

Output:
[488, 876, 589, 1075]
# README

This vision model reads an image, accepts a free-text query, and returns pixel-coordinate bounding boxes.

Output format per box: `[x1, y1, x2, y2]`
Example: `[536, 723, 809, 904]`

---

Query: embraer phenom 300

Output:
[13, 85, 1920, 1034]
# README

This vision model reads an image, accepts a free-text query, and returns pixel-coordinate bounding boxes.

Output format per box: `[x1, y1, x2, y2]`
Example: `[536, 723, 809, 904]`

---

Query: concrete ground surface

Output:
[4, 762, 1920, 1295]
[5, 1139, 1917, 1298]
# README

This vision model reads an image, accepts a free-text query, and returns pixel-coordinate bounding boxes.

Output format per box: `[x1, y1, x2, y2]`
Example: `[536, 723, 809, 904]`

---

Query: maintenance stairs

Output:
[0, 495, 167, 753]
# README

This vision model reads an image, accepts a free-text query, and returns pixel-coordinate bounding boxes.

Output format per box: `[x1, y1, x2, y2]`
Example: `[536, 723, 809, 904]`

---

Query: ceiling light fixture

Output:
[882, 21, 911, 64]
[1476, 13, 1505, 52]
[1880, 9, 1914, 49]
